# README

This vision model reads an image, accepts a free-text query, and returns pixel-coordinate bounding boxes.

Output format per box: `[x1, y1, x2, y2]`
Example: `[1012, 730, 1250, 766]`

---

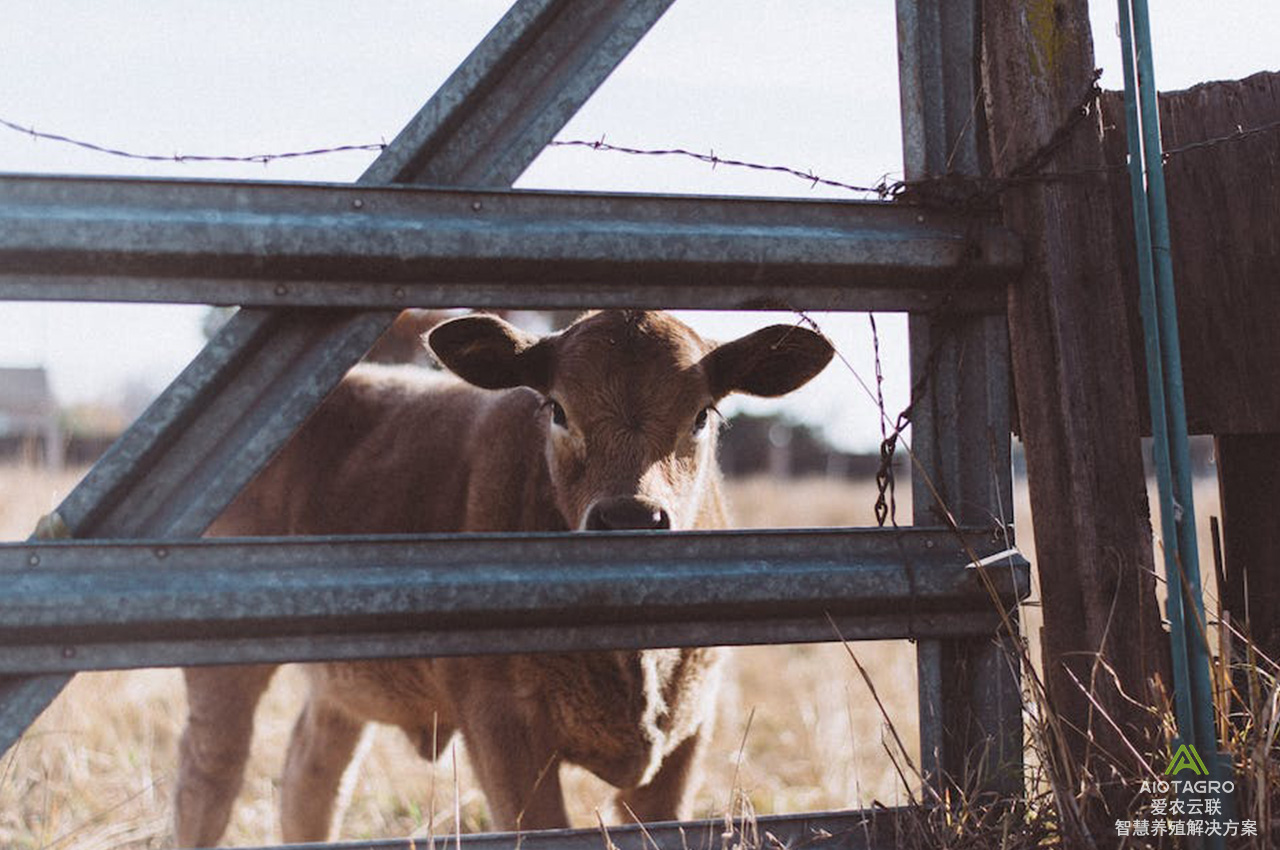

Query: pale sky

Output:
[0, 2, 1275, 451]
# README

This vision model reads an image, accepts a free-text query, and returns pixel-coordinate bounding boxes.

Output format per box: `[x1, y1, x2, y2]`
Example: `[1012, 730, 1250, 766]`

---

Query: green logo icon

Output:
[1165, 743, 1209, 776]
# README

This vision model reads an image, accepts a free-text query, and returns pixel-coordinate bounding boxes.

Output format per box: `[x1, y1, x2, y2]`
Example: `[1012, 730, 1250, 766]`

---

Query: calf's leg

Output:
[613, 727, 707, 824]
[175, 664, 278, 847]
[462, 708, 569, 831]
[280, 697, 371, 843]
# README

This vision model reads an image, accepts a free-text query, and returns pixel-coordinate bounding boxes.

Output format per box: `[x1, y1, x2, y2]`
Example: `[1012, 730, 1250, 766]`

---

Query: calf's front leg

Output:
[175, 664, 278, 847]
[280, 696, 371, 843]
[613, 726, 708, 824]
[461, 704, 569, 831]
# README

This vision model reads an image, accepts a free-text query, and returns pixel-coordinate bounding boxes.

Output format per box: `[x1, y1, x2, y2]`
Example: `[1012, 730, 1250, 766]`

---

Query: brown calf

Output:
[174, 310, 833, 845]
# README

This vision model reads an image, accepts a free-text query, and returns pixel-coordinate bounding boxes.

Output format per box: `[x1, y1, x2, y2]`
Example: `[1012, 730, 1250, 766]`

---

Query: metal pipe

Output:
[1118, 0, 1225, 831]
[231, 806, 909, 850]
[1127, 0, 1218, 771]
[1114, 0, 1195, 749]
[361, 0, 677, 187]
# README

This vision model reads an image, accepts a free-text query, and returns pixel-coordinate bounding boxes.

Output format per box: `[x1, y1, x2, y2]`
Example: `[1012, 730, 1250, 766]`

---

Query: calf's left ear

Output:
[427, 314, 551, 391]
[704, 325, 834, 398]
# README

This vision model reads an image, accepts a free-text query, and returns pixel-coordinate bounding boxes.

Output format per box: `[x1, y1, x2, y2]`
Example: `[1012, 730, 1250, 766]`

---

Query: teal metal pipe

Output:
[1113, 1, 1195, 746]
[1117, 0, 1227, 835]
[1127, 0, 1219, 763]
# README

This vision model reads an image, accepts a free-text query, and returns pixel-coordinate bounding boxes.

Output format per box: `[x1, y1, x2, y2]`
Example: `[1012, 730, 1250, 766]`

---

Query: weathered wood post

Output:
[981, 0, 1168, 823]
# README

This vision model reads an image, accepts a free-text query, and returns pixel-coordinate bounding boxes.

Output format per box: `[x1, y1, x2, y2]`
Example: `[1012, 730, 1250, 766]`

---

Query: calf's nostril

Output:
[586, 497, 672, 530]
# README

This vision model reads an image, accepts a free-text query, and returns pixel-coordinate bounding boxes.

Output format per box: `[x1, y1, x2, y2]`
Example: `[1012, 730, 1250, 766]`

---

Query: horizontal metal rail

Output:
[231, 807, 913, 850]
[0, 174, 1020, 312]
[0, 528, 1027, 673]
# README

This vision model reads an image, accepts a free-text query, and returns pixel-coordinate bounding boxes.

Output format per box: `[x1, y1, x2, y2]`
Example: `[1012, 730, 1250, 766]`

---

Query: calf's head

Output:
[429, 310, 833, 531]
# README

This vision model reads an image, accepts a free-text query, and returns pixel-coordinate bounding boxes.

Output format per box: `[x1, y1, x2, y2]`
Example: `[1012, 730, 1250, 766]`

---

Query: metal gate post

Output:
[896, 0, 1022, 797]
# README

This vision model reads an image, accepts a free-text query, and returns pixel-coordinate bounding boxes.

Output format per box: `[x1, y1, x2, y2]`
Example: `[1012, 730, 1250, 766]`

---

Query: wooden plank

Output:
[980, 0, 1168, 829]
[1216, 434, 1280, 662]
[1101, 73, 1280, 710]
[1100, 71, 1280, 434]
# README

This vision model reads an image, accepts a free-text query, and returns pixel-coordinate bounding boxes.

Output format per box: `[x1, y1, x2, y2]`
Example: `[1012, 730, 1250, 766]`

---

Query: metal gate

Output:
[0, 2, 1028, 847]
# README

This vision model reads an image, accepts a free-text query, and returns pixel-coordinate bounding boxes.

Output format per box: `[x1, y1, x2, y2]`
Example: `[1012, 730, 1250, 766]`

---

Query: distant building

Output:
[0, 367, 63, 467]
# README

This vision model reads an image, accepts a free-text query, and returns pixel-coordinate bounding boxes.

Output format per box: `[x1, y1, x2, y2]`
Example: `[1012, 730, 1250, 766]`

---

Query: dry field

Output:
[0, 460, 1230, 849]
[0, 465, 927, 849]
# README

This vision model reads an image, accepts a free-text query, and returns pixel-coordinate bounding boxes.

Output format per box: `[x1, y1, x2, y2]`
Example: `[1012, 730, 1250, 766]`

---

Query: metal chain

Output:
[869, 314, 894, 526]
[872, 315, 957, 528]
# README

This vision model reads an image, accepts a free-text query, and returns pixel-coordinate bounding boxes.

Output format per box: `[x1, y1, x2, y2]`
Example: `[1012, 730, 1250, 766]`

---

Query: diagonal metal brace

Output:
[0, 0, 676, 755]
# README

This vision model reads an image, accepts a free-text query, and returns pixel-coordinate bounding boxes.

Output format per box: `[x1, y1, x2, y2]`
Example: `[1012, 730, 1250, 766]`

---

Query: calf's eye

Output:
[547, 399, 568, 428]
[693, 408, 710, 434]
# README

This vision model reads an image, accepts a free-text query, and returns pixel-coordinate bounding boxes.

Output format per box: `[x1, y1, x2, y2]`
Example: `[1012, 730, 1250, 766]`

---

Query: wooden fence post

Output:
[981, 0, 1168, 823]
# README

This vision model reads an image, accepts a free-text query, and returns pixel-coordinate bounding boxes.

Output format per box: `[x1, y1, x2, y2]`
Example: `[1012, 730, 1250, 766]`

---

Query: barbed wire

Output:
[0, 116, 387, 165]
[1158, 115, 1280, 159]
[2, 89, 1275, 200]
[0, 113, 899, 195]
[545, 138, 897, 196]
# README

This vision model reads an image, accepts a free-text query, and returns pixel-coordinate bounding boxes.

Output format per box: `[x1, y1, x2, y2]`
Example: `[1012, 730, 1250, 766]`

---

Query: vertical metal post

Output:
[896, 0, 1021, 798]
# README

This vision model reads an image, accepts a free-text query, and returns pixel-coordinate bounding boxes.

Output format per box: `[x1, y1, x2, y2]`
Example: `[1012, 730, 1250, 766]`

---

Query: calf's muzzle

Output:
[584, 496, 672, 531]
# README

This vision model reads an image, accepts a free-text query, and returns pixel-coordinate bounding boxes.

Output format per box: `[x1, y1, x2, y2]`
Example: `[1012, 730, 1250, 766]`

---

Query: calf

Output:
[174, 310, 833, 845]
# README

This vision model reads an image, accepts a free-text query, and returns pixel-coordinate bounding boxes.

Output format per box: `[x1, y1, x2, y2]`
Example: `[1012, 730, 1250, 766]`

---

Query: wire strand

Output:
[0, 116, 386, 165]
[1, 106, 1276, 197]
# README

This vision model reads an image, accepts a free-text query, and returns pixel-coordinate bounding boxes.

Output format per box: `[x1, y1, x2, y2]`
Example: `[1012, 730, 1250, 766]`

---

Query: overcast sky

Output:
[0, 1, 1276, 451]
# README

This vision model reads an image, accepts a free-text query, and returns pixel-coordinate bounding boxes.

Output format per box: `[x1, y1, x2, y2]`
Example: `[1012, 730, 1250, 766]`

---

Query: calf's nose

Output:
[585, 496, 671, 531]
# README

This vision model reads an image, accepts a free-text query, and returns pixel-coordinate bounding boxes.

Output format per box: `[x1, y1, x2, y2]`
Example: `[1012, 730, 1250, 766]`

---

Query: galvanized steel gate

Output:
[0, 2, 1028, 848]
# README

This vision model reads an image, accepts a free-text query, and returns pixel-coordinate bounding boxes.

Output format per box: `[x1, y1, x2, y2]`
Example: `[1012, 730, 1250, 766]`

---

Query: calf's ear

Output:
[704, 325, 834, 398]
[427, 314, 550, 391]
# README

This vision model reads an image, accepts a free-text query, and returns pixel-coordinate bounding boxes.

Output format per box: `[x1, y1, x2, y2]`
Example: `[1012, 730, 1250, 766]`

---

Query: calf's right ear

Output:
[704, 324, 834, 399]
[427, 314, 551, 391]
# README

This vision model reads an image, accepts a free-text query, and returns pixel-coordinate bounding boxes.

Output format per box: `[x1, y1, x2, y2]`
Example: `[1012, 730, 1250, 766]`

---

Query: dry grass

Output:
[0, 467, 920, 849]
[4, 460, 1263, 849]
[721, 474, 912, 529]
[0, 463, 87, 542]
